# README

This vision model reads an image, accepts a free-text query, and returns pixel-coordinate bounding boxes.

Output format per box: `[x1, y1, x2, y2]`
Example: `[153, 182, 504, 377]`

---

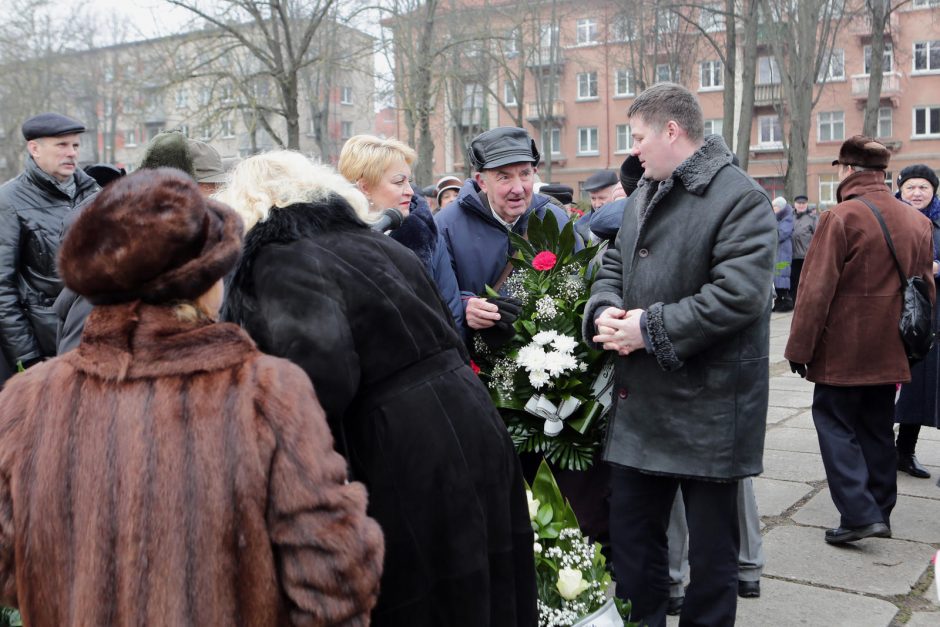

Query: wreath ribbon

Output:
[524, 395, 583, 437]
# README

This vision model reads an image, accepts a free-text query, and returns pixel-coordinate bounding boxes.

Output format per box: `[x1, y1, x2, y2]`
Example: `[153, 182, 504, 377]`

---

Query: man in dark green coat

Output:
[583, 82, 776, 627]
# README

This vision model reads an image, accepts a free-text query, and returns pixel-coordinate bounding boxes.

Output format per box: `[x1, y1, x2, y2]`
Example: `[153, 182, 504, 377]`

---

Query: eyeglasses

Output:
[902, 184, 933, 194]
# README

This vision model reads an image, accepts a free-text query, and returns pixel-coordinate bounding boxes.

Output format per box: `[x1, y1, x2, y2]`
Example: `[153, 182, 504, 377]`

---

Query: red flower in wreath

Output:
[470, 360, 481, 375]
[532, 251, 557, 271]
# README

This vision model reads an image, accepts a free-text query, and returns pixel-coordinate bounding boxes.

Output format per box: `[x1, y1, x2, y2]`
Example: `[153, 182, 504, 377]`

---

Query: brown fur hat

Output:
[831, 135, 890, 169]
[59, 168, 243, 305]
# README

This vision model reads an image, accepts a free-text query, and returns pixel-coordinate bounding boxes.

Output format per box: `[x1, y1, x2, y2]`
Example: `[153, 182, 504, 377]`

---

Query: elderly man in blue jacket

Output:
[435, 127, 571, 342]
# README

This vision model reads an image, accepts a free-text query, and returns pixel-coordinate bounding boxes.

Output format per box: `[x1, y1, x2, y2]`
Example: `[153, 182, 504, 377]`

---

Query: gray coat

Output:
[583, 136, 777, 480]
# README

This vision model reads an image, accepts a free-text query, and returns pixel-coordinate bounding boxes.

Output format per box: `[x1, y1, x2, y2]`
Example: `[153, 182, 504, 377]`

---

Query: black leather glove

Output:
[789, 361, 807, 378]
[478, 297, 522, 350]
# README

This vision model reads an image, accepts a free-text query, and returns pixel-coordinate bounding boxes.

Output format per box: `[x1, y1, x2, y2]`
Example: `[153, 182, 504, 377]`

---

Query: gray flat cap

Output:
[22, 113, 86, 141]
[583, 169, 619, 192]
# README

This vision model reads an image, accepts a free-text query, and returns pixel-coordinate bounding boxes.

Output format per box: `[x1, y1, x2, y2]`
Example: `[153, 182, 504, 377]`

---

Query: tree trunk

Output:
[721, 0, 736, 150]
[735, 0, 759, 168]
[862, 0, 888, 137]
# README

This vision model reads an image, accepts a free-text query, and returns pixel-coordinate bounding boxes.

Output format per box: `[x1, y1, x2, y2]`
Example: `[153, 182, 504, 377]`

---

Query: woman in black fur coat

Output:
[218, 151, 537, 627]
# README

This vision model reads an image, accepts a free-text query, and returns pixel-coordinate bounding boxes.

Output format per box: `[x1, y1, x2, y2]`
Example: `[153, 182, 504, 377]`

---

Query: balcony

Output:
[525, 100, 565, 122]
[526, 48, 564, 68]
[847, 12, 899, 37]
[753, 83, 782, 106]
[850, 72, 902, 106]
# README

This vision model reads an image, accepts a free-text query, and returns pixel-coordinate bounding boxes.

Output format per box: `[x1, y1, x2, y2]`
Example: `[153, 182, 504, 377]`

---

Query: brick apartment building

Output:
[399, 0, 940, 206]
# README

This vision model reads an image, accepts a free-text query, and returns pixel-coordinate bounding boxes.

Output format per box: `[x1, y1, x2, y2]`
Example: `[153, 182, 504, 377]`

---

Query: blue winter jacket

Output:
[589, 196, 629, 242]
[435, 180, 572, 335]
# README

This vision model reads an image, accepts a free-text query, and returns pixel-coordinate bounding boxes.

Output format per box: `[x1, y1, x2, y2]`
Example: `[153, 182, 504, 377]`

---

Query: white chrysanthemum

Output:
[551, 334, 578, 354]
[532, 330, 559, 345]
[529, 369, 550, 389]
[516, 345, 547, 371]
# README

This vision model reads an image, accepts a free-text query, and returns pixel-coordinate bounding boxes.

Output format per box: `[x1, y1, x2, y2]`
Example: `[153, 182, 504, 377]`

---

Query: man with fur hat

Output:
[0, 113, 99, 381]
[435, 126, 571, 341]
[583, 83, 776, 626]
[786, 136, 935, 544]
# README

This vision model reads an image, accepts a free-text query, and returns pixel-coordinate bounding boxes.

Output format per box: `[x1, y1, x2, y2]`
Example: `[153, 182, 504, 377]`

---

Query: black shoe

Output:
[666, 595, 684, 616]
[775, 298, 794, 313]
[898, 453, 931, 478]
[824, 522, 891, 545]
[738, 580, 761, 598]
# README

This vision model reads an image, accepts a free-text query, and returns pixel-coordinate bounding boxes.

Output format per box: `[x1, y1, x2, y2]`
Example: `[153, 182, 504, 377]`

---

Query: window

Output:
[125, 129, 137, 147]
[817, 111, 844, 142]
[818, 49, 845, 82]
[200, 123, 211, 140]
[578, 127, 599, 154]
[341, 121, 353, 139]
[913, 106, 940, 137]
[877, 106, 893, 138]
[703, 119, 723, 136]
[576, 18, 598, 45]
[577, 72, 598, 99]
[340, 86, 353, 105]
[221, 118, 235, 138]
[538, 74, 560, 101]
[914, 41, 940, 72]
[819, 173, 839, 205]
[540, 24, 559, 51]
[864, 44, 893, 74]
[699, 3, 725, 32]
[504, 79, 517, 106]
[759, 115, 782, 145]
[104, 100, 113, 118]
[541, 126, 561, 156]
[175, 89, 188, 109]
[655, 9, 677, 33]
[655, 64, 678, 83]
[610, 15, 635, 42]
[200, 87, 211, 107]
[504, 28, 520, 56]
[758, 56, 780, 85]
[462, 83, 484, 126]
[220, 84, 234, 103]
[615, 124, 632, 153]
[179, 124, 190, 138]
[913, 0, 940, 7]
[700, 60, 723, 89]
[614, 69, 634, 97]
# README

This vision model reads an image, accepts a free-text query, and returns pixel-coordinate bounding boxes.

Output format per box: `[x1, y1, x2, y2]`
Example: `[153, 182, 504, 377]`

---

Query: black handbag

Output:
[858, 196, 935, 364]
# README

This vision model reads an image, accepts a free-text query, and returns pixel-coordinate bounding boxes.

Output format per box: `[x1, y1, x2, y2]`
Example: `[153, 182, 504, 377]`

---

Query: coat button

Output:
[638, 248, 649, 258]
[617, 388, 628, 399]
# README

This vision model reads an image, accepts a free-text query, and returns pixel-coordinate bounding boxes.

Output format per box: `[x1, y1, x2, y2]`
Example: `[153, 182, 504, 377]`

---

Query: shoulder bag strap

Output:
[857, 195, 907, 289]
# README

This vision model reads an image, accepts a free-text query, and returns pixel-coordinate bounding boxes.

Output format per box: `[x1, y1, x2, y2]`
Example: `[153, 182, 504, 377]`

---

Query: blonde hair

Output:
[214, 150, 370, 232]
[338, 134, 417, 190]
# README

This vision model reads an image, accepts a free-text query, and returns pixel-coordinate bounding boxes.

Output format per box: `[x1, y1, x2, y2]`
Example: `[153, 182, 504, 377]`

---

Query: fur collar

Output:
[390, 193, 437, 268]
[632, 134, 733, 232]
[64, 301, 255, 380]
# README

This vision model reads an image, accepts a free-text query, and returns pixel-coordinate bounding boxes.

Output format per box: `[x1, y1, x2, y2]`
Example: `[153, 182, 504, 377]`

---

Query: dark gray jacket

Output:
[0, 157, 98, 371]
[583, 135, 777, 480]
[791, 210, 817, 259]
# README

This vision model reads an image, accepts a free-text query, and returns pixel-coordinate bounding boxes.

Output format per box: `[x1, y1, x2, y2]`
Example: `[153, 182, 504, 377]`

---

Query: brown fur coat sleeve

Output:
[255, 356, 384, 625]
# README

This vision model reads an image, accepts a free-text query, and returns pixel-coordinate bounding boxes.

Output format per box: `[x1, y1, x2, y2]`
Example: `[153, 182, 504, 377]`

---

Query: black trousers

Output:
[812, 384, 897, 528]
[609, 466, 739, 627]
[791, 258, 805, 302]
[896, 423, 922, 456]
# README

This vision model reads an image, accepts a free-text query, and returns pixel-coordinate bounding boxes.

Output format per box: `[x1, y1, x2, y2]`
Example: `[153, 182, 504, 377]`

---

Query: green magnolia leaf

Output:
[541, 209, 561, 252]
[531, 459, 567, 520]
[536, 502, 554, 527]
[557, 219, 576, 264]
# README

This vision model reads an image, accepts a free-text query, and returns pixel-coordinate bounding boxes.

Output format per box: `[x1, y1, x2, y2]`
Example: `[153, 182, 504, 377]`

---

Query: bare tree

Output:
[759, 0, 849, 200]
[164, 0, 337, 150]
[861, 0, 913, 138]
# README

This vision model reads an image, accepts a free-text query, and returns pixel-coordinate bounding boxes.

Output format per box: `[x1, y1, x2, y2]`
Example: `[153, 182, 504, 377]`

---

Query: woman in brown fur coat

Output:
[0, 169, 384, 626]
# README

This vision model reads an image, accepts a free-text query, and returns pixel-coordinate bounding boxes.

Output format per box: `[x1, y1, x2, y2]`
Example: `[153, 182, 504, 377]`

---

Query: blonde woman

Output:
[338, 134, 464, 333]
[218, 151, 537, 627]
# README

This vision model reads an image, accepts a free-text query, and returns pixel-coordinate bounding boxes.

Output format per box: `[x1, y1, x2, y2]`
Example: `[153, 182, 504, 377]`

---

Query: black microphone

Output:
[370, 207, 404, 232]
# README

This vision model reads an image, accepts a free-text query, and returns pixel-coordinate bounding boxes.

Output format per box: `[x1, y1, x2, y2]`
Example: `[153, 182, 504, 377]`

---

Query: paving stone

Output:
[764, 427, 822, 455]
[762, 525, 934, 596]
[920, 427, 940, 442]
[920, 576, 940, 608]
[908, 611, 940, 627]
[761, 449, 828, 482]
[766, 405, 802, 425]
[753, 477, 814, 517]
[769, 389, 814, 409]
[897, 467, 940, 500]
[768, 375, 815, 393]
[911, 436, 940, 467]
[735, 578, 898, 626]
[781, 410, 816, 430]
[793, 489, 940, 544]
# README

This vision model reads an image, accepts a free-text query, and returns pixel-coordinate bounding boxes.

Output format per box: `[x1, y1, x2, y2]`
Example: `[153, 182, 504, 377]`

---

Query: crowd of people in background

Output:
[0, 80, 935, 626]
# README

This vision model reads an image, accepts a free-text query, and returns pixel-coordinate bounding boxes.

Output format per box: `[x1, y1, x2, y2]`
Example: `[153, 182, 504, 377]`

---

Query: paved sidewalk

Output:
[668, 312, 940, 626]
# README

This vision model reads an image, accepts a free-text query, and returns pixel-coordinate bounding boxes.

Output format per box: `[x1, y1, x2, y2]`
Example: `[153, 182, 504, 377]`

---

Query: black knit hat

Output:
[539, 184, 574, 206]
[897, 165, 938, 194]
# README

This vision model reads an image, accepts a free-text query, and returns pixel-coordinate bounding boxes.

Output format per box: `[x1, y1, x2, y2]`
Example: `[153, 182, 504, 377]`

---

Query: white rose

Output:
[526, 490, 540, 520]
[534, 542, 542, 554]
[556, 567, 591, 600]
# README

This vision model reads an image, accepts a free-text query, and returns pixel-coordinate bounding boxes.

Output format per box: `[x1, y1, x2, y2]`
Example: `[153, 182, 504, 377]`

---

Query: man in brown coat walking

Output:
[785, 135, 936, 544]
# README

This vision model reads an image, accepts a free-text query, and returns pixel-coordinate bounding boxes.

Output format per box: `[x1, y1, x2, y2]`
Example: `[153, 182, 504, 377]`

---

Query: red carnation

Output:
[532, 251, 557, 271]
[470, 360, 481, 375]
